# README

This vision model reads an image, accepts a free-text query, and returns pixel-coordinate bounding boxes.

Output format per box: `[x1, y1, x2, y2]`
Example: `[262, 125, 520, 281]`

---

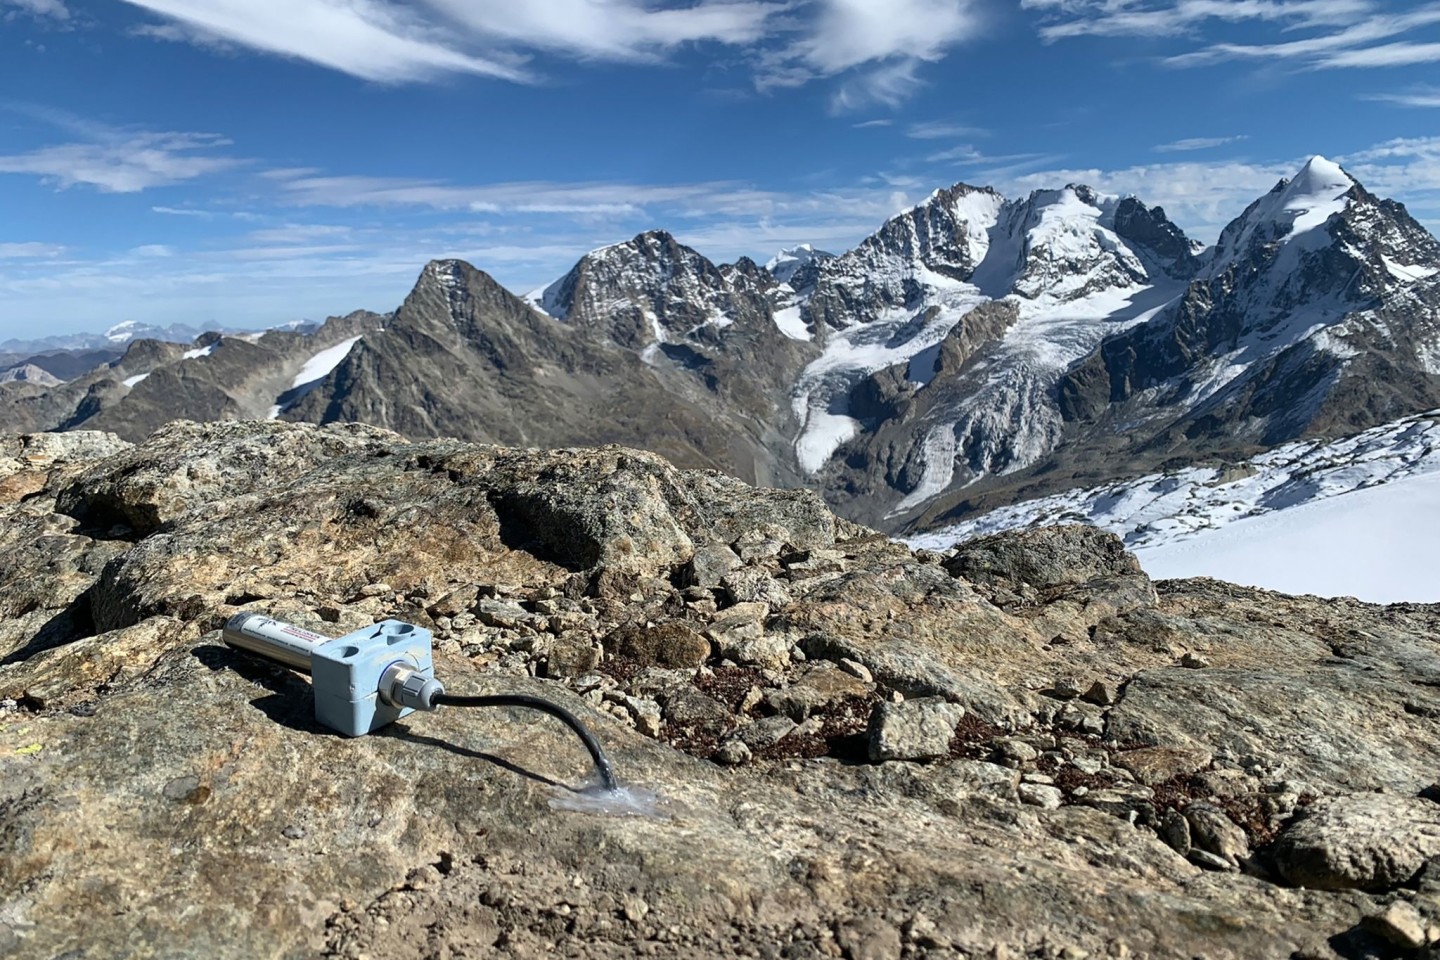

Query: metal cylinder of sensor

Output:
[222, 612, 333, 672]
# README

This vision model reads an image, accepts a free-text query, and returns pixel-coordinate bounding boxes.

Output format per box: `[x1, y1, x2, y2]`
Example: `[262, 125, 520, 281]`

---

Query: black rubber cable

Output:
[433, 693, 618, 791]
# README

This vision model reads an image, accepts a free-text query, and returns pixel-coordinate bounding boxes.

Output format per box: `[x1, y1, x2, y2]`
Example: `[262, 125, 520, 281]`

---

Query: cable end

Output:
[380, 663, 445, 711]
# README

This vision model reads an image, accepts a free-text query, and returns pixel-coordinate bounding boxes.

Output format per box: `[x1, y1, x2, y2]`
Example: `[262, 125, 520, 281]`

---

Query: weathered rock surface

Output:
[1271, 795, 1440, 891]
[3, 420, 1440, 958]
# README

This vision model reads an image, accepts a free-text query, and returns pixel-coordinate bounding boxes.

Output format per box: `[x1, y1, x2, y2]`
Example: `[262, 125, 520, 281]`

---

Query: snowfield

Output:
[907, 411, 1440, 602]
[266, 336, 363, 419]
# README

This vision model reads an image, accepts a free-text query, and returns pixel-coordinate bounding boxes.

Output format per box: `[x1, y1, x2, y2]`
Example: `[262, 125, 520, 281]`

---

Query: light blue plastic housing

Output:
[310, 620, 436, 737]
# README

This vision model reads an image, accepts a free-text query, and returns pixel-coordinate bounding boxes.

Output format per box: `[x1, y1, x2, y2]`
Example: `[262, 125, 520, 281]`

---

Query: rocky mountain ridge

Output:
[3, 420, 1440, 957]
[8, 157, 1440, 535]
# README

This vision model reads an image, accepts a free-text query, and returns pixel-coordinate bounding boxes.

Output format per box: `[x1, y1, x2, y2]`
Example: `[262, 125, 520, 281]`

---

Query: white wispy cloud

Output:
[826, 60, 927, 113]
[1154, 135, 1248, 152]
[1117, 2, 1440, 70]
[119, 0, 529, 83]
[421, 0, 778, 61]
[1320, 40, 1440, 68]
[1365, 86, 1440, 107]
[268, 171, 792, 218]
[906, 119, 987, 139]
[0, 131, 242, 192]
[121, 1, 983, 109]
[119, 0, 783, 83]
[0, 241, 64, 258]
[761, 0, 985, 111]
[786, 0, 983, 74]
[3, 0, 70, 20]
[1025, 0, 1374, 43]
[852, 119, 895, 128]
[151, 205, 215, 217]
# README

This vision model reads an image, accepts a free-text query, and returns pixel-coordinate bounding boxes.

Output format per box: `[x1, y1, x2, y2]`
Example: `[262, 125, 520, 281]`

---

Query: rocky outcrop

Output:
[4, 420, 1440, 958]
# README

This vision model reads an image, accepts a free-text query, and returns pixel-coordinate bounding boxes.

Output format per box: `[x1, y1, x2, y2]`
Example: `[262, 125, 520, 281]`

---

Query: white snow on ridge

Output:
[182, 342, 219, 360]
[267, 336, 364, 420]
[766, 244, 832, 285]
[1383, 254, 1439, 283]
[290, 336, 362, 390]
[1211, 155, 1353, 271]
[122, 373, 149, 388]
[906, 411, 1440, 602]
[772, 304, 811, 341]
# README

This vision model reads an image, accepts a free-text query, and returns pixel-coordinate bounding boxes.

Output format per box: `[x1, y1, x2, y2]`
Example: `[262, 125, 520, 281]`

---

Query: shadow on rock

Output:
[191, 643, 334, 737]
[1, 589, 96, 666]
[377, 722, 567, 791]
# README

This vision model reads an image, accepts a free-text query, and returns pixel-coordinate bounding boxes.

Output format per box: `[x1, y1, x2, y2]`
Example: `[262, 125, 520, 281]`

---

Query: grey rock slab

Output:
[1107, 666, 1440, 795]
[1271, 794, 1440, 891]
[868, 697, 964, 762]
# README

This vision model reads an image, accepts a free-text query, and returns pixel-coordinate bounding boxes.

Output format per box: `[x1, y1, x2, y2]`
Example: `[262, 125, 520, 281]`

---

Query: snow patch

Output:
[1383, 254, 1439, 283]
[182, 342, 219, 360]
[772, 304, 811, 341]
[1135, 469, 1440, 603]
[908, 410, 1440, 603]
[122, 373, 149, 387]
[289, 336, 362, 390]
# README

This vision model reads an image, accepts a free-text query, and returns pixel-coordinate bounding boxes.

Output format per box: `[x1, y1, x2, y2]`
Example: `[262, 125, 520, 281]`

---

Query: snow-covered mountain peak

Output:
[1210, 156, 1359, 272]
[104, 320, 146, 343]
[766, 244, 835, 285]
[528, 230, 762, 350]
[970, 182, 1156, 303]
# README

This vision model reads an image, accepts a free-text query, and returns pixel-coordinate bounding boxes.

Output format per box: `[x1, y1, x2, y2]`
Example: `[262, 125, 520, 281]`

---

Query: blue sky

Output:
[3, 0, 1440, 337]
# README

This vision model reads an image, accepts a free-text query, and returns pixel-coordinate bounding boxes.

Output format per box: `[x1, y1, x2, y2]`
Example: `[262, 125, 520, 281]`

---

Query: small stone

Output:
[1050, 677, 1083, 700]
[625, 697, 664, 738]
[1179, 652, 1210, 669]
[1185, 802, 1250, 865]
[737, 714, 799, 751]
[1082, 680, 1117, 706]
[838, 658, 873, 683]
[994, 739, 1040, 767]
[427, 584, 478, 618]
[836, 918, 902, 960]
[357, 582, 392, 598]
[1021, 773, 1055, 785]
[719, 567, 792, 607]
[685, 544, 741, 588]
[548, 637, 601, 678]
[764, 665, 870, 721]
[1018, 783, 1063, 809]
[1188, 849, 1235, 872]
[1159, 808, 1191, 856]
[621, 894, 651, 924]
[1070, 756, 1103, 775]
[68, 702, 98, 718]
[660, 687, 730, 727]
[1362, 902, 1427, 950]
[281, 825, 307, 841]
[1114, 746, 1213, 786]
[714, 739, 752, 766]
[605, 621, 710, 670]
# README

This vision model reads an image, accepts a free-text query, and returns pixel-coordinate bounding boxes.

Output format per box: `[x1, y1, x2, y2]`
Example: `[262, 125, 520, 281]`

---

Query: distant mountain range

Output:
[0, 319, 314, 355]
[4, 155, 1438, 536]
